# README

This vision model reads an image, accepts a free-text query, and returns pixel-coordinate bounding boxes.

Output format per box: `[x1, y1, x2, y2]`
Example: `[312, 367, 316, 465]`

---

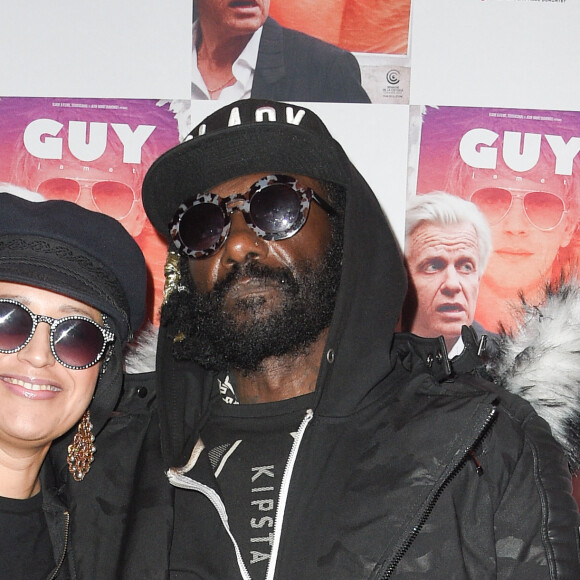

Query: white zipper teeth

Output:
[167, 407, 314, 580]
[168, 473, 252, 580]
[215, 439, 242, 478]
[265, 408, 314, 580]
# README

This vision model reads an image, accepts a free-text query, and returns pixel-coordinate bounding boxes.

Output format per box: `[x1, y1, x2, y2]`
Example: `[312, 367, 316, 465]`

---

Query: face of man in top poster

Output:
[191, 0, 372, 103]
[197, 0, 270, 37]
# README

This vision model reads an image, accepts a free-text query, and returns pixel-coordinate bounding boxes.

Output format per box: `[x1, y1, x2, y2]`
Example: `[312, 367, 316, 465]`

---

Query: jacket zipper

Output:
[167, 473, 253, 580]
[380, 405, 498, 579]
[48, 510, 70, 580]
[265, 408, 314, 580]
[167, 408, 314, 580]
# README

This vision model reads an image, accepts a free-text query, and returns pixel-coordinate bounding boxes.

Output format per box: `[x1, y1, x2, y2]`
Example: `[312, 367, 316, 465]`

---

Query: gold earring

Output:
[67, 410, 96, 481]
[163, 248, 183, 303]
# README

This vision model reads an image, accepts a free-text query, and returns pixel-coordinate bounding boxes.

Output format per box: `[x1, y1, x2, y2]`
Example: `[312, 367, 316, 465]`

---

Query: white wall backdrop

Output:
[0, 1, 192, 98]
[410, 0, 580, 110]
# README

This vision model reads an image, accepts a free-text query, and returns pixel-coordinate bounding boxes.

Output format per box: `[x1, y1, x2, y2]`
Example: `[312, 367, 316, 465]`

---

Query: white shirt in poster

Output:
[191, 21, 263, 101]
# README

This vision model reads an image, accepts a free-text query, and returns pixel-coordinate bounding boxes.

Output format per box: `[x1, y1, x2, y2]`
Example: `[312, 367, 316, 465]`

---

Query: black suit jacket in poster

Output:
[251, 18, 371, 103]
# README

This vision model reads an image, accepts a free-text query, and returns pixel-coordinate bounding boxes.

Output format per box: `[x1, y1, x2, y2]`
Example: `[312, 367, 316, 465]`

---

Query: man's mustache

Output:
[212, 262, 298, 300]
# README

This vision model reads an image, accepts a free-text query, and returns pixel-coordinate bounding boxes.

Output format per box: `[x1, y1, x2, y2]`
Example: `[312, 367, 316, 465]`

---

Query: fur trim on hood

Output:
[487, 281, 580, 473]
[124, 322, 159, 374]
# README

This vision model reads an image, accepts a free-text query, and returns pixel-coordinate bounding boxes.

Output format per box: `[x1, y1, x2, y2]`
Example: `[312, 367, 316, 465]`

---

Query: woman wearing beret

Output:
[0, 192, 147, 579]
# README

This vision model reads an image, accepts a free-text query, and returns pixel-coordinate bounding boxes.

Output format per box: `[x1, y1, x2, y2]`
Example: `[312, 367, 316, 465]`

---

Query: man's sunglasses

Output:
[0, 299, 115, 370]
[169, 174, 336, 259]
[470, 187, 568, 231]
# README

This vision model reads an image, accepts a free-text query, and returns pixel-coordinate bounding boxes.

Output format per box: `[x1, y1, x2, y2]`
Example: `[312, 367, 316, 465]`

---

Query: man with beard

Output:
[166, 226, 342, 380]
[129, 99, 580, 579]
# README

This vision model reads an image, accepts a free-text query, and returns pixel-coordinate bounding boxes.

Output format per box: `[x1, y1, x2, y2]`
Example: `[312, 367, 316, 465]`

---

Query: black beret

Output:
[0, 193, 147, 343]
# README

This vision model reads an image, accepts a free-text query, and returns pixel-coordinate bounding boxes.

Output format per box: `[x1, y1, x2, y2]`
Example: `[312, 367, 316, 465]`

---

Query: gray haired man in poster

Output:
[403, 191, 493, 356]
[123, 98, 579, 579]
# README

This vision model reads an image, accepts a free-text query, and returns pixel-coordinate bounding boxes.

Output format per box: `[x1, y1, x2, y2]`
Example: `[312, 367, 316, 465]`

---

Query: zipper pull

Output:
[468, 449, 484, 475]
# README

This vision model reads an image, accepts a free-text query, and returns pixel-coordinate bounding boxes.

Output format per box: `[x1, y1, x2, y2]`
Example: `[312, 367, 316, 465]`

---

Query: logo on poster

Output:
[386, 70, 400, 85]
[459, 128, 580, 175]
[23, 119, 156, 164]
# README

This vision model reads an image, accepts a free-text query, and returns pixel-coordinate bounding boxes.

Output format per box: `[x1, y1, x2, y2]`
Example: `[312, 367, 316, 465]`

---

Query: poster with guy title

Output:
[412, 105, 580, 335]
[0, 97, 183, 326]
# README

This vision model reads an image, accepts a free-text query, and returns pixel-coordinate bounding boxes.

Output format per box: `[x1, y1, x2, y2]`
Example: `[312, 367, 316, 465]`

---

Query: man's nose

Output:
[441, 267, 461, 293]
[499, 196, 528, 233]
[220, 211, 268, 267]
[75, 183, 99, 212]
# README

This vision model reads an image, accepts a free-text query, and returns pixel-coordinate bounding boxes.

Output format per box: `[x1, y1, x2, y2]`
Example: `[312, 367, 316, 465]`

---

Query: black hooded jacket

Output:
[21, 332, 133, 579]
[44, 336, 158, 580]
[121, 161, 580, 579]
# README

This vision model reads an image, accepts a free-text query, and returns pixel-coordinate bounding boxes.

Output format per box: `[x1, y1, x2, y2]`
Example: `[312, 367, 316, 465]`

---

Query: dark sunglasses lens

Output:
[470, 188, 512, 225]
[0, 303, 33, 351]
[524, 191, 565, 229]
[53, 319, 104, 368]
[250, 185, 302, 235]
[180, 203, 226, 253]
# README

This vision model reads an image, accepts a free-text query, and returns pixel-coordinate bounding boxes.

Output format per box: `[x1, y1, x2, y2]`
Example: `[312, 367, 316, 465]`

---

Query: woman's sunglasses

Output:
[169, 174, 336, 258]
[470, 187, 568, 231]
[0, 299, 115, 370]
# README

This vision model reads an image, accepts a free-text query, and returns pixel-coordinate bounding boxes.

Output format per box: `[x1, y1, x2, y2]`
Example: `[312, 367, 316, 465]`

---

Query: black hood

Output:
[155, 153, 407, 468]
[313, 164, 406, 416]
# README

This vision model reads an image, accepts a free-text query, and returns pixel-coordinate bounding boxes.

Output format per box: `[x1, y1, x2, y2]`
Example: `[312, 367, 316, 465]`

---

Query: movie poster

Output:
[412, 105, 580, 334]
[0, 97, 182, 326]
[190, 0, 411, 105]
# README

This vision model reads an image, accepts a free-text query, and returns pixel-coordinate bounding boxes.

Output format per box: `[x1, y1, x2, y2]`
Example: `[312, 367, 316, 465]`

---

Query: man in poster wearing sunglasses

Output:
[442, 111, 580, 335]
[129, 98, 580, 578]
[466, 166, 577, 333]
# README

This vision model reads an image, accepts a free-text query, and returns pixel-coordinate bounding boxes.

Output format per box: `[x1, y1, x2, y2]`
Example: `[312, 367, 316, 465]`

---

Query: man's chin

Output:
[419, 321, 467, 341]
[440, 324, 468, 342]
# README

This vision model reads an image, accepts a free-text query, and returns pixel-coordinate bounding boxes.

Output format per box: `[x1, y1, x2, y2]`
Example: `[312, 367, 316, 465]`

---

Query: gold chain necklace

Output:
[207, 76, 235, 94]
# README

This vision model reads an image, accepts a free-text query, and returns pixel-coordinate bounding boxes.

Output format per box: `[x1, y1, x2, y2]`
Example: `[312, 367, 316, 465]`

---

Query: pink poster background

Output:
[415, 105, 580, 334]
[0, 97, 181, 326]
